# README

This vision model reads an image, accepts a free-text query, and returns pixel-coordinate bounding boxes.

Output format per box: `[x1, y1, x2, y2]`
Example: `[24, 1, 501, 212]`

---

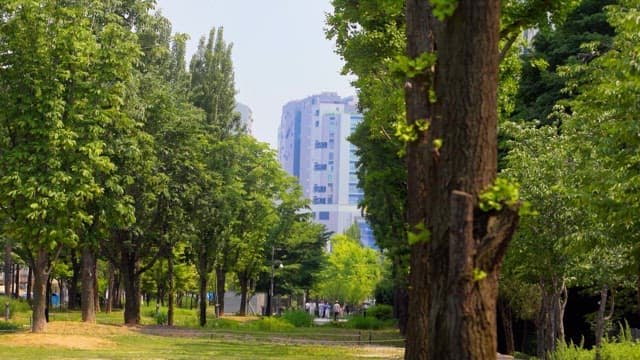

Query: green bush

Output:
[154, 311, 168, 325]
[548, 332, 640, 360]
[0, 296, 31, 318]
[367, 304, 394, 321]
[345, 315, 385, 330]
[246, 316, 295, 331]
[282, 310, 314, 327]
[0, 321, 20, 332]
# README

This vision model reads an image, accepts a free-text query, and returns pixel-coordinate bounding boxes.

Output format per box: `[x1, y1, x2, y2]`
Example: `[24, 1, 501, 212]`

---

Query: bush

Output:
[0, 321, 20, 332]
[154, 311, 168, 325]
[345, 315, 385, 330]
[282, 310, 314, 328]
[0, 296, 31, 318]
[368, 304, 394, 321]
[247, 316, 295, 331]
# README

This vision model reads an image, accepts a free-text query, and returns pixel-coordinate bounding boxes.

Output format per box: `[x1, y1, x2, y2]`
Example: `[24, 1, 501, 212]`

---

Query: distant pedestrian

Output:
[308, 301, 316, 316]
[363, 302, 369, 318]
[333, 301, 342, 321]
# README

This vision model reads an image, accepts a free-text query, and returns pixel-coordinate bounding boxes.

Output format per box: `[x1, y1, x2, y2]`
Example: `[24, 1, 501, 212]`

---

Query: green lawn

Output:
[0, 305, 404, 359]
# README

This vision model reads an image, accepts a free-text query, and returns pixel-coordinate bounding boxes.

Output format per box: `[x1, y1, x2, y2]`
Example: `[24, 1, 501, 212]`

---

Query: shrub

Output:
[282, 310, 314, 328]
[154, 311, 168, 325]
[368, 304, 394, 321]
[0, 321, 20, 332]
[0, 296, 31, 318]
[247, 316, 295, 331]
[345, 315, 385, 330]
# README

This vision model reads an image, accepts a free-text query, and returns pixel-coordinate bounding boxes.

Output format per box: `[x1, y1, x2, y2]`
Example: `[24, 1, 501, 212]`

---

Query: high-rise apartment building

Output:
[278, 92, 375, 248]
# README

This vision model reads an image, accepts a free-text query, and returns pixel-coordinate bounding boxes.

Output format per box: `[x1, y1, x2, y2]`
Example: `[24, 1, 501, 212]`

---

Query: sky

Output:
[154, 0, 356, 149]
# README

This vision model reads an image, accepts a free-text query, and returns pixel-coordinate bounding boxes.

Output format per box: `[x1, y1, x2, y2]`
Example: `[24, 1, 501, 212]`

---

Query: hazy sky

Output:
[154, 0, 355, 148]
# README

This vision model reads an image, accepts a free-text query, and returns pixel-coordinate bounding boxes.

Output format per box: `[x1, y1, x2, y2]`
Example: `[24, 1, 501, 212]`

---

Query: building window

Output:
[314, 163, 327, 171]
[313, 197, 327, 205]
[315, 141, 328, 149]
[315, 120, 319, 127]
[318, 211, 330, 220]
[314, 184, 327, 193]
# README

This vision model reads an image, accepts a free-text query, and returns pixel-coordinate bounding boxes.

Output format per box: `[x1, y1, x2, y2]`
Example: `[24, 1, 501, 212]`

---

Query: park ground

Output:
[0, 316, 404, 360]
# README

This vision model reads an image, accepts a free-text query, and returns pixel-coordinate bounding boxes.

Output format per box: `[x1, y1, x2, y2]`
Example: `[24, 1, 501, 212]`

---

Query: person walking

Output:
[333, 301, 342, 321]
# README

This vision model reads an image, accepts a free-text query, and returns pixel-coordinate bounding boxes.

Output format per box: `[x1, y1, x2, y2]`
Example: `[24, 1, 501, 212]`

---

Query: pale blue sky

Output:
[155, 0, 355, 148]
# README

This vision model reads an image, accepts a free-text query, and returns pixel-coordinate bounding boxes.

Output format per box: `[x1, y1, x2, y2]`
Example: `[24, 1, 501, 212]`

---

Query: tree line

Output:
[0, 0, 333, 333]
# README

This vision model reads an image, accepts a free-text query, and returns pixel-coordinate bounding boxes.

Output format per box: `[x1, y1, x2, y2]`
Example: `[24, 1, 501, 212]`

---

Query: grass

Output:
[0, 305, 404, 359]
[0, 321, 403, 359]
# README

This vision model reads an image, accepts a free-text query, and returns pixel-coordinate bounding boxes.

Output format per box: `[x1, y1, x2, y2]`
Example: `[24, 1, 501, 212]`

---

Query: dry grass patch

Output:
[354, 345, 404, 359]
[1, 333, 114, 350]
[0, 321, 129, 350]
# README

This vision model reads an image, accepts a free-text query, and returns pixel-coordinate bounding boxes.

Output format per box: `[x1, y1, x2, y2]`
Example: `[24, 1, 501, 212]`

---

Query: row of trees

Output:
[328, 0, 640, 358]
[0, 0, 330, 333]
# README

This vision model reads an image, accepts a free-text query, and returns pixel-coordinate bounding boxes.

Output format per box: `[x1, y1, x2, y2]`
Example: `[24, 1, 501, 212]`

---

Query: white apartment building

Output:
[278, 92, 375, 248]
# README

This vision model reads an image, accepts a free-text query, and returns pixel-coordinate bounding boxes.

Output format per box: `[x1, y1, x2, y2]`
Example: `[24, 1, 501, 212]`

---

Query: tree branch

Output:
[476, 202, 521, 271]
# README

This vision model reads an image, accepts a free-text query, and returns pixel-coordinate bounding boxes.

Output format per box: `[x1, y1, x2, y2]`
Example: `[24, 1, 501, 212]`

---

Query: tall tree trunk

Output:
[113, 273, 122, 308]
[198, 272, 207, 327]
[68, 252, 81, 310]
[121, 252, 141, 325]
[94, 260, 100, 313]
[81, 246, 96, 323]
[404, 1, 518, 359]
[167, 252, 174, 326]
[595, 284, 614, 360]
[238, 271, 249, 316]
[403, 1, 436, 356]
[500, 297, 515, 355]
[26, 266, 32, 301]
[393, 258, 410, 336]
[3, 241, 11, 297]
[31, 248, 50, 332]
[216, 266, 226, 317]
[535, 278, 567, 359]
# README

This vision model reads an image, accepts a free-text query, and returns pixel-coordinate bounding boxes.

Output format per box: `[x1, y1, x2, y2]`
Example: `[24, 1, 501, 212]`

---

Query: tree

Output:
[558, 0, 640, 343]
[0, 0, 139, 331]
[186, 25, 239, 324]
[513, 0, 617, 126]
[326, 0, 410, 333]
[313, 234, 382, 306]
[401, 1, 526, 358]
[501, 123, 580, 357]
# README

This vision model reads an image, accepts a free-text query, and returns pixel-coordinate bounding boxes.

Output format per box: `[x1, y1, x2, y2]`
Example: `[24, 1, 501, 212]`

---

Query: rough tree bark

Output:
[594, 284, 614, 360]
[31, 248, 51, 332]
[215, 266, 226, 317]
[238, 270, 249, 316]
[404, 1, 520, 359]
[499, 298, 516, 355]
[167, 253, 174, 326]
[81, 246, 96, 323]
[196, 246, 211, 327]
[68, 253, 81, 310]
[535, 278, 567, 359]
[121, 249, 141, 325]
